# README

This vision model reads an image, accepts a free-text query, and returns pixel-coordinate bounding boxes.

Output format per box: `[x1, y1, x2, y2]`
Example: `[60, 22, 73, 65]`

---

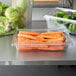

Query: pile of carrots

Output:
[16, 30, 66, 51]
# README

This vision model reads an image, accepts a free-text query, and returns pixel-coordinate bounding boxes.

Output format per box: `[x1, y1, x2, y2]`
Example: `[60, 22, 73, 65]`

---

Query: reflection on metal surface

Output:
[17, 51, 65, 61]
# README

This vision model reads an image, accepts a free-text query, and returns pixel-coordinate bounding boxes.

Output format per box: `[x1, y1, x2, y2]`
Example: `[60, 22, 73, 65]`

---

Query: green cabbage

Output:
[0, 2, 9, 9]
[0, 2, 10, 16]
[11, 21, 25, 29]
[0, 16, 8, 21]
[0, 1, 27, 35]
[5, 7, 21, 22]
[0, 16, 8, 25]
[0, 6, 2, 15]
[0, 26, 5, 34]
[12, 0, 27, 13]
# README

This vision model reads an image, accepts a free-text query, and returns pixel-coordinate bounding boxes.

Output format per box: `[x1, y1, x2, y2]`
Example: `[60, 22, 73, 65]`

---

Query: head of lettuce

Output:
[5, 7, 21, 22]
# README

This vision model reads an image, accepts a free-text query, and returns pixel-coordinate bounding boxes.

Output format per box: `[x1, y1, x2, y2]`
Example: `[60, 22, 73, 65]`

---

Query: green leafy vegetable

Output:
[0, 6, 2, 15]
[0, 29, 16, 35]
[54, 11, 68, 23]
[5, 7, 21, 22]
[72, 12, 76, 20]
[11, 21, 25, 29]
[0, 2, 10, 16]
[13, 0, 27, 13]
[5, 30, 16, 35]
[0, 16, 8, 25]
[0, 1, 27, 35]
[69, 24, 76, 32]
[63, 15, 71, 27]
[54, 11, 76, 33]
[0, 2, 9, 9]
[54, 11, 67, 18]
[0, 26, 4, 33]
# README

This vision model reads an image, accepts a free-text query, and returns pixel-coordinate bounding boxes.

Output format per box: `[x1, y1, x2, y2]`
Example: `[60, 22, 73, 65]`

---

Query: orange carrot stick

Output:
[18, 44, 48, 50]
[18, 38, 42, 43]
[16, 31, 66, 51]
[19, 31, 40, 36]
[38, 45, 65, 50]
[41, 31, 64, 35]
[46, 37, 65, 43]
[18, 34, 37, 40]
[18, 45, 33, 50]
[38, 35, 64, 39]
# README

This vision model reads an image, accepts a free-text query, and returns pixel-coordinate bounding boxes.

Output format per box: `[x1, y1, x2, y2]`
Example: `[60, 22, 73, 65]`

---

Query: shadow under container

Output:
[13, 29, 71, 52]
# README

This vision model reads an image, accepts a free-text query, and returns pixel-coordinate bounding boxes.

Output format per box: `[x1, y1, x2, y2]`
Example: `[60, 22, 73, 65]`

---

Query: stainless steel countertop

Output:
[0, 21, 76, 65]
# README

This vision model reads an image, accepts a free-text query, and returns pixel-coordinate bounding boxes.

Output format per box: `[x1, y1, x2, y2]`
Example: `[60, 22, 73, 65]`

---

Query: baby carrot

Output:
[41, 31, 64, 35]
[16, 30, 66, 51]
[18, 38, 42, 43]
[46, 37, 65, 43]
[19, 31, 40, 36]
[49, 45, 65, 50]
[18, 44, 48, 50]
[38, 45, 64, 51]
[18, 38, 29, 43]
[18, 34, 37, 40]
[32, 45, 48, 48]
[37, 36, 48, 42]
[18, 45, 33, 50]
[38, 35, 64, 39]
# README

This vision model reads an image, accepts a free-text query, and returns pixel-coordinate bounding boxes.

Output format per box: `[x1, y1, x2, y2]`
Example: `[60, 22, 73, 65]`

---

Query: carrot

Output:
[18, 38, 42, 43]
[48, 46, 64, 50]
[36, 36, 48, 42]
[46, 36, 65, 43]
[16, 30, 66, 51]
[37, 35, 65, 43]
[38, 45, 65, 50]
[41, 31, 64, 35]
[38, 47, 64, 51]
[19, 31, 40, 36]
[18, 38, 30, 43]
[18, 34, 37, 40]
[49, 45, 65, 50]
[29, 45, 47, 47]
[18, 44, 48, 50]
[18, 45, 33, 50]
[37, 38, 48, 42]
[38, 35, 64, 39]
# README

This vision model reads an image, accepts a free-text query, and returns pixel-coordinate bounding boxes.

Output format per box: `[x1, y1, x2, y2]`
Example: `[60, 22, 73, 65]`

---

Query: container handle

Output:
[56, 7, 76, 12]
[44, 15, 76, 24]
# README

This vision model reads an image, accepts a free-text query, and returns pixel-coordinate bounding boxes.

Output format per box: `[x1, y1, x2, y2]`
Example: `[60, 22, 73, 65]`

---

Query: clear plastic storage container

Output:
[44, 7, 76, 35]
[13, 29, 71, 52]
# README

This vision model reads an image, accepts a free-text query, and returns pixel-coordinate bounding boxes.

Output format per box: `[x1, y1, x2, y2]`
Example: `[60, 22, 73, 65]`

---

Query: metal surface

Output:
[0, 21, 76, 65]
